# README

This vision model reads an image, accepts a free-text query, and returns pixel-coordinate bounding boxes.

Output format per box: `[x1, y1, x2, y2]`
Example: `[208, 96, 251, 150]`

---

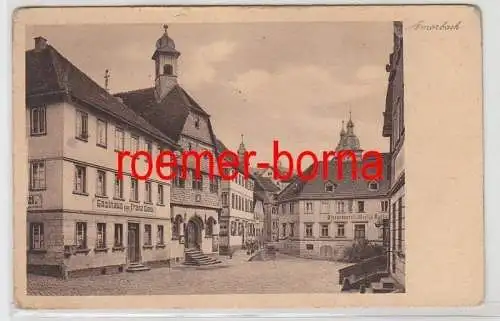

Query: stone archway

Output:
[185, 216, 204, 250]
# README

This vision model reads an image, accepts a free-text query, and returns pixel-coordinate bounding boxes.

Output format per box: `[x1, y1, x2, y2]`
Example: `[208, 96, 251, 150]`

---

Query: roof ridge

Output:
[115, 87, 155, 97]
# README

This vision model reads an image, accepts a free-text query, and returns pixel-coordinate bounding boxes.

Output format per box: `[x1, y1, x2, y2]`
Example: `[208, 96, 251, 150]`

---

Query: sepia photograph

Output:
[14, 5, 483, 309]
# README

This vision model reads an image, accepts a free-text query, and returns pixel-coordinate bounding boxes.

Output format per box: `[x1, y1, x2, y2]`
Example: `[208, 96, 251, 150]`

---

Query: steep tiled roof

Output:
[115, 85, 209, 143]
[26, 45, 179, 149]
[278, 153, 391, 201]
[253, 175, 281, 193]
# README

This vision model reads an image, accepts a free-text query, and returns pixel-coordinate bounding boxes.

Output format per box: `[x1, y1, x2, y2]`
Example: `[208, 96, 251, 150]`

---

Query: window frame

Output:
[96, 119, 108, 148]
[114, 127, 125, 152]
[29, 160, 46, 191]
[145, 181, 152, 204]
[96, 170, 107, 197]
[114, 173, 124, 199]
[30, 106, 47, 136]
[29, 222, 44, 250]
[75, 110, 89, 141]
[75, 222, 88, 250]
[73, 165, 87, 194]
[96, 223, 107, 249]
[114, 223, 123, 248]
[130, 178, 139, 202]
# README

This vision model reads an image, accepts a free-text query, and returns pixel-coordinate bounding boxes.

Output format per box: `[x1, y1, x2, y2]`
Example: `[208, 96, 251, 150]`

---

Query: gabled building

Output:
[276, 117, 390, 260]
[115, 25, 222, 258]
[215, 136, 258, 254]
[382, 21, 405, 289]
[26, 36, 180, 278]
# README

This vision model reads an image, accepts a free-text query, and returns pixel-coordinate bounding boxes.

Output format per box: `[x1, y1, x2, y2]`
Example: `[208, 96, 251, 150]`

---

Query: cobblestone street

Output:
[27, 252, 350, 296]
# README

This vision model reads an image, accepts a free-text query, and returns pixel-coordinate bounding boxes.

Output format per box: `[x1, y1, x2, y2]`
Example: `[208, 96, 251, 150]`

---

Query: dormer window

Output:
[368, 181, 379, 191]
[163, 64, 173, 76]
[194, 116, 200, 129]
[325, 181, 336, 193]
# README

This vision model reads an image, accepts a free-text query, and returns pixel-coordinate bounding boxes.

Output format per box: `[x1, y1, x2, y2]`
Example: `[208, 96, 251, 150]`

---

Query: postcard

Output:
[13, 5, 483, 309]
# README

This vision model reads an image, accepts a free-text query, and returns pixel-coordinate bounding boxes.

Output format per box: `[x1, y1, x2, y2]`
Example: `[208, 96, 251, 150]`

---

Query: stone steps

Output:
[184, 249, 222, 266]
[126, 263, 151, 273]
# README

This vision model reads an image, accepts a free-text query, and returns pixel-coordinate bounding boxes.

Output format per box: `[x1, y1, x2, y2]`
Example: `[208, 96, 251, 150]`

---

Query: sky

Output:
[26, 22, 394, 167]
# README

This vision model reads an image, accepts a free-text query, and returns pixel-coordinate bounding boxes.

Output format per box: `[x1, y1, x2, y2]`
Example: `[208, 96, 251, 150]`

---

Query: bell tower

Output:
[152, 24, 181, 101]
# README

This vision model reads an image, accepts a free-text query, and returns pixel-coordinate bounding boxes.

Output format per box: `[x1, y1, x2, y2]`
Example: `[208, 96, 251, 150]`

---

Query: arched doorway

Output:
[185, 216, 203, 249]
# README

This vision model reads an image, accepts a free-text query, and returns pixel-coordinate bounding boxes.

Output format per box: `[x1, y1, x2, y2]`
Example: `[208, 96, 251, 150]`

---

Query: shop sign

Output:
[93, 198, 155, 214]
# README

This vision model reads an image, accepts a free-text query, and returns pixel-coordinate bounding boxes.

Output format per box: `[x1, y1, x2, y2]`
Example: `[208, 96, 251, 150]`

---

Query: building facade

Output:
[216, 138, 257, 254]
[382, 21, 405, 288]
[26, 37, 180, 278]
[253, 175, 280, 243]
[115, 26, 222, 259]
[277, 117, 390, 260]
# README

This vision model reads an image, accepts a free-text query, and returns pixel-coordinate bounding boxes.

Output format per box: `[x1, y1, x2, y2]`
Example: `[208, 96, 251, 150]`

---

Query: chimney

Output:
[34, 37, 47, 51]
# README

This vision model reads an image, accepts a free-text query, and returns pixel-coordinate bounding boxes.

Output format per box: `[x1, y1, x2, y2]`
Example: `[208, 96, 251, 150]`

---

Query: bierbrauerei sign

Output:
[93, 198, 155, 214]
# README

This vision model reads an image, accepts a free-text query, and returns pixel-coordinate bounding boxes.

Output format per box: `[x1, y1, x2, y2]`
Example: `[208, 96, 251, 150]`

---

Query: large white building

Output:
[26, 36, 180, 278]
[277, 117, 390, 260]
[115, 26, 222, 260]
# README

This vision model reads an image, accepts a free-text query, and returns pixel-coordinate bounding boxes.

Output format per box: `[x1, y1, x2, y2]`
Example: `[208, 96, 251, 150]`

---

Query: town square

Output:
[25, 20, 405, 295]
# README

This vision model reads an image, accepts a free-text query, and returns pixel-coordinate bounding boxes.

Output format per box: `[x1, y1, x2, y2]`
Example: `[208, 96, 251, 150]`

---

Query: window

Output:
[172, 216, 182, 240]
[114, 174, 123, 199]
[320, 201, 329, 214]
[163, 64, 173, 75]
[336, 223, 345, 237]
[114, 127, 124, 151]
[289, 203, 293, 213]
[306, 244, 314, 250]
[75, 110, 89, 140]
[157, 184, 164, 205]
[281, 223, 287, 237]
[145, 181, 152, 203]
[96, 170, 106, 196]
[222, 192, 228, 206]
[130, 135, 139, 154]
[305, 224, 313, 238]
[192, 170, 203, 190]
[305, 202, 313, 214]
[74, 165, 87, 194]
[336, 201, 345, 213]
[357, 201, 365, 213]
[30, 223, 44, 250]
[174, 167, 186, 188]
[354, 224, 366, 241]
[194, 116, 200, 129]
[289, 223, 295, 237]
[96, 223, 106, 249]
[130, 178, 139, 201]
[368, 181, 379, 191]
[114, 224, 123, 247]
[325, 182, 335, 192]
[231, 194, 235, 209]
[157, 225, 164, 244]
[397, 197, 405, 254]
[321, 224, 329, 237]
[144, 224, 152, 246]
[96, 119, 107, 147]
[30, 106, 46, 135]
[29, 161, 46, 190]
[145, 140, 153, 162]
[210, 177, 219, 193]
[75, 222, 87, 249]
[206, 218, 214, 237]
[348, 200, 353, 213]
[381, 200, 389, 212]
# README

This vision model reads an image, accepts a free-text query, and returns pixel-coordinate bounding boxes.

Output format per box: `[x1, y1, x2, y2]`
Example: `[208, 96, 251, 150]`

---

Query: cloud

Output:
[179, 40, 236, 88]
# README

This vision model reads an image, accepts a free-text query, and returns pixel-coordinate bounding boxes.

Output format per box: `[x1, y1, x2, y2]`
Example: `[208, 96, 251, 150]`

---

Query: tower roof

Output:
[335, 112, 361, 152]
[152, 24, 180, 59]
[237, 134, 247, 157]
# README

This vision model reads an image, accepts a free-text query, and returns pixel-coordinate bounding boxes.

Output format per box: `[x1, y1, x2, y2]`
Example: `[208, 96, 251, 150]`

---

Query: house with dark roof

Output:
[114, 26, 222, 259]
[25, 36, 181, 278]
[275, 116, 390, 261]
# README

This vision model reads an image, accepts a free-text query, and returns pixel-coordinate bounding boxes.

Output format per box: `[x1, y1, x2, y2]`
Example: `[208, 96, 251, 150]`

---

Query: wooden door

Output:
[128, 223, 139, 263]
